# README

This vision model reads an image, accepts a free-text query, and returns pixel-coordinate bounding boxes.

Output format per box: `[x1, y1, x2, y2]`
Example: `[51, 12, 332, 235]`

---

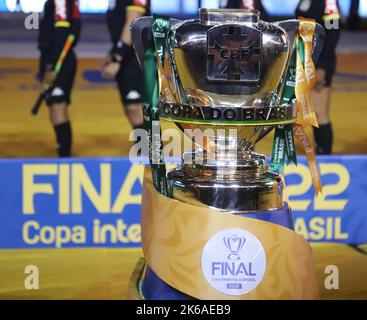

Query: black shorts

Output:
[320, 54, 337, 88]
[40, 51, 77, 106]
[115, 55, 143, 106]
[317, 29, 340, 88]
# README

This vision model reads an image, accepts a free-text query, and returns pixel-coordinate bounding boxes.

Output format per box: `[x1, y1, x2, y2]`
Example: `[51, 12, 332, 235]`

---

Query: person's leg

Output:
[348, 0, 360, 30]
[115, 57, 145, 157]
[46, 52, 76, 157]
[125, 102, 144, 129]
[117, 57, 144, 129]
[49, 102, 72, 157]
[312, 87, 333, 155]
[125, 101, 145, 158]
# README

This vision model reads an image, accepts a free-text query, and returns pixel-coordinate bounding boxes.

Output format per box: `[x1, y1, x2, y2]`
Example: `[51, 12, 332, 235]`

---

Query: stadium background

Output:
[0, 0, 366, 299]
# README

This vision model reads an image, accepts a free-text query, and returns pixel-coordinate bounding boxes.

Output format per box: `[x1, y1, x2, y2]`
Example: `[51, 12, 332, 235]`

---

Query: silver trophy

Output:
[130, 9, 325, 299]
[132, 9, 325, 212]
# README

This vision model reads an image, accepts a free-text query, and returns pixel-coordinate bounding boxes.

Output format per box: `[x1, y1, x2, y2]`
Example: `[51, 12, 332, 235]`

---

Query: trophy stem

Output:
[168, 136, 283, 212]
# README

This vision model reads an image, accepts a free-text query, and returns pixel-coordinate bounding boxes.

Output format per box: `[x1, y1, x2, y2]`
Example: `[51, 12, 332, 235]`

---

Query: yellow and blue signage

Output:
[0, 158, 144, 249]
[287, 156, 365, 244]
[0, 156, 365, 249]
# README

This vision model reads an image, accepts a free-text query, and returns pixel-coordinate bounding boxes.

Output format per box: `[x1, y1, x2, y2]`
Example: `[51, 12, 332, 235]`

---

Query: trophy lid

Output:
[199, 8, 260, 25]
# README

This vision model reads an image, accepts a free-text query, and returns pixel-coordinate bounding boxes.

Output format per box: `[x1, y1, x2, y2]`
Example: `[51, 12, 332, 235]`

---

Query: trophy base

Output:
[127, 258, 145, 300]
[135, 173, 319, 300]
[128, 258, 194, 300]
[168, 168, 284, 212]
[169, 148, 285, 212]
[130, 205, 294, 300]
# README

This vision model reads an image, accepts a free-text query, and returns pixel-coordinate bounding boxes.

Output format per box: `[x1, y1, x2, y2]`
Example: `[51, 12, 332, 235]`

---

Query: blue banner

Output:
[0, 158, 144, 249]
[0, 156, 366, 249]
[287, 156, 366, 245]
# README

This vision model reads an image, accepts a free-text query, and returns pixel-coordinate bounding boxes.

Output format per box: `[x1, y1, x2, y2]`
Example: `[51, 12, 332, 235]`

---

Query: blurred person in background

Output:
[348, 0, 360, 30]
[38, 0, 81, 157]
[221, 0, 269, 21]
[101, 0, 150, 132]
[296, 0, 341, 155]
[15, 0, 22, 11]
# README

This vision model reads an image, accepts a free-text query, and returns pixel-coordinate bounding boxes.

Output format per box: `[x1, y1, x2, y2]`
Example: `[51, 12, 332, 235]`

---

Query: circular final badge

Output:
[201, 228, 266, 296]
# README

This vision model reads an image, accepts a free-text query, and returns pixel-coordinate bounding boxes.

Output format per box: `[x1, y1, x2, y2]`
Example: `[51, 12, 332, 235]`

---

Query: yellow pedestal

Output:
[138, 173, 320, 300]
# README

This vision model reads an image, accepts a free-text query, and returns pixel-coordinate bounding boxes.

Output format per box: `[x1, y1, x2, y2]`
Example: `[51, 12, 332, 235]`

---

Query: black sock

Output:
[54, 122, 72, 157]
[313, 123, 333, 155]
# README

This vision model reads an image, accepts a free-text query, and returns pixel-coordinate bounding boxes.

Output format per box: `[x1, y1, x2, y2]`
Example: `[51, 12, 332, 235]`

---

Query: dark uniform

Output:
[106, 0, 150, 107]
[38, 0, 80, 157]
[296, 0, 341, 87]
[348, 0, 360, 30]
[296, 0, 341, 155]
[222, 0, 269, 21]
[38, 0, 81, 106]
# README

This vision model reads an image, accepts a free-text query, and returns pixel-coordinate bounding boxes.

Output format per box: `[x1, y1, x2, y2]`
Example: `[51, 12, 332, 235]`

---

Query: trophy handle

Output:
[130, 16, 182, 68]
[275, 20, 326, 64]
[254, 20, 326, 145]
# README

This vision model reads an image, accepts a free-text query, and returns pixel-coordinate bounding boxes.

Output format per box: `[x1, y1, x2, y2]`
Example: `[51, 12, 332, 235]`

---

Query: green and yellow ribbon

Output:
[271, 18, 322, 195]
[143, 15, 172, 197]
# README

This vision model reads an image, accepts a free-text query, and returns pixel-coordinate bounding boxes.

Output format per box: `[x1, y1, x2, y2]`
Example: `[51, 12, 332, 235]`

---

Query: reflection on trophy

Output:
[128, 9, 325, 300]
